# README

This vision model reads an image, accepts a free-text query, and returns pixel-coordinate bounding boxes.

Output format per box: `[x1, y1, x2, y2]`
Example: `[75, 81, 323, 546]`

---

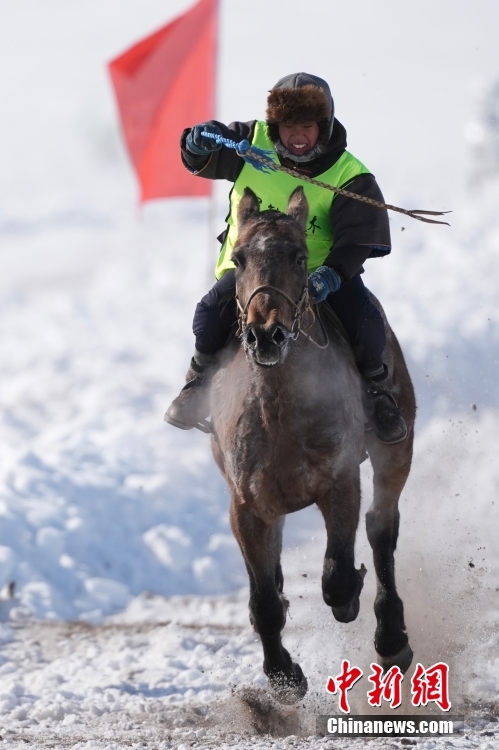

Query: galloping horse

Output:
[209, 186, 416, 703]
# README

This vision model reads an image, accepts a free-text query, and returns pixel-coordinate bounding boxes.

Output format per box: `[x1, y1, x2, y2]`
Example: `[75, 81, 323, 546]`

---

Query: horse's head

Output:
[232, 186, 310, 367]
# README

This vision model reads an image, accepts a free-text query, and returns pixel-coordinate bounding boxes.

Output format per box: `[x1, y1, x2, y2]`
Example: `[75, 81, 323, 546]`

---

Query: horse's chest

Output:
[255, 460, 320, 507]
[230, 425, 336, 517]
[213, 358, 363, 521]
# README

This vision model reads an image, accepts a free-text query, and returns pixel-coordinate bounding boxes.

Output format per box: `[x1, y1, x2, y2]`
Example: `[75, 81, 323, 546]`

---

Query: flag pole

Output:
[206, 0, 220, 286]
[207, 186, 217, 285]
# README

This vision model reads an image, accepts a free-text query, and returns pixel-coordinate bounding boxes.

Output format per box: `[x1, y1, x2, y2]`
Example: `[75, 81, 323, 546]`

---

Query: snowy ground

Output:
[2, 0, 499, 746]
[0, 565, 499, 749]
[1, 408, 499, 747]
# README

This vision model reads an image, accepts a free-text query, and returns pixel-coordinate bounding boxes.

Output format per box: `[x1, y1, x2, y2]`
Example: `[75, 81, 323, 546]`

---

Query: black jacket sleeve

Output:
[181, 120, 257, 183]
[323, 173, 391, 282]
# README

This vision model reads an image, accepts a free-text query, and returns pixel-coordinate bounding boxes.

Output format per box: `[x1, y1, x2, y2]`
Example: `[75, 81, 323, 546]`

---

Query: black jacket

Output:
[181, 119, 391, 282]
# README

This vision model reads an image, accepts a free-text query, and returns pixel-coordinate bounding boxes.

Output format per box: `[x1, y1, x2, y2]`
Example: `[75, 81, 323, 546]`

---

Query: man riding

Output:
[164, 72, 407, 445]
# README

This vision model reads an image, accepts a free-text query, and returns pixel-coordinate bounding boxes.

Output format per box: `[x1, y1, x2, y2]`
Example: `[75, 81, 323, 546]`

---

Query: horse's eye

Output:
[296, 256, 306, 268]
[232, 251, 246, 270]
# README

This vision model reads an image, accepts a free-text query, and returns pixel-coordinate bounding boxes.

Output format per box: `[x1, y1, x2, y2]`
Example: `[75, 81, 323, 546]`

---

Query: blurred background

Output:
[0, 0, 498, 700]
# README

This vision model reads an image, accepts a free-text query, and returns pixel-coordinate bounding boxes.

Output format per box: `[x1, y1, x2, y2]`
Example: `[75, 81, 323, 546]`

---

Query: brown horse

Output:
[209, 186, 416, 703]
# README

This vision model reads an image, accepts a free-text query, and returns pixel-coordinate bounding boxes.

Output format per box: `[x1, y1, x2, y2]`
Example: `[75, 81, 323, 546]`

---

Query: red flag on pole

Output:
[108, 0, 218, 201]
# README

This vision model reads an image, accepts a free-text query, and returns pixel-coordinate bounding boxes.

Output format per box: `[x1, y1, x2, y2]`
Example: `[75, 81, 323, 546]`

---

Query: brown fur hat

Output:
[266, 84, 331, 126]
[265, 73, 334, 150]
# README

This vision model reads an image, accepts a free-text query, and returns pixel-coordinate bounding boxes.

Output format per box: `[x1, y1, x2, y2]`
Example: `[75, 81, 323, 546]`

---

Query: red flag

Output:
[109, 0, 218, 201]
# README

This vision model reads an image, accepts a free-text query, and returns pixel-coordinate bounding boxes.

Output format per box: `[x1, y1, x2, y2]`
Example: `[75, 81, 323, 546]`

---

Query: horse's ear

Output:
[238, 188, 261, 228]
[287, 187, 308, 232]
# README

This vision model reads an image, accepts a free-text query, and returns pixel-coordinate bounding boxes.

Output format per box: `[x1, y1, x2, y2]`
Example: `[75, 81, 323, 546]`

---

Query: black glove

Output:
[186, 124, 223, 156]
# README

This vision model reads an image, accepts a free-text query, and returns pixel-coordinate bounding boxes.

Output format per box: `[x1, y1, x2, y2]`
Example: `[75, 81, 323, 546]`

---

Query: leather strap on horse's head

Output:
[235, 284, 307, 337]
[235, 283, 328, 349]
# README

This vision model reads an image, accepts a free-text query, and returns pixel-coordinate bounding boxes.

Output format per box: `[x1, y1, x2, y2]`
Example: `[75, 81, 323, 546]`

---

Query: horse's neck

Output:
[245, 341, 325, 407]
[248, 367, 287, 408]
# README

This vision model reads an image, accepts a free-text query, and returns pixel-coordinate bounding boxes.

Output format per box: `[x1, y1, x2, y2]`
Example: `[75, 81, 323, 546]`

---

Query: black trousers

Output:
[192, 270, 386, 375]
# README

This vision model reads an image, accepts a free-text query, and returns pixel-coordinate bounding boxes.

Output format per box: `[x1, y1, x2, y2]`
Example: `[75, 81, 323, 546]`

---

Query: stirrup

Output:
[368, 383, 399, 407]
[164, 410, 212, 434]
[365, 382, 408, 445]
[195, 418, 213, 434]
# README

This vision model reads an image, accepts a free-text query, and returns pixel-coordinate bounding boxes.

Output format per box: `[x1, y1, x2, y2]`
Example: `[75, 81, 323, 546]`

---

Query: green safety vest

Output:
[215, 120, 371, 279]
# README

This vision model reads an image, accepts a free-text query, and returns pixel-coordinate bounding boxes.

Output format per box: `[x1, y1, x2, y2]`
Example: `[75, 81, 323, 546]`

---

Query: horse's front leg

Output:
[365, 442, 413, 673]
[229, 499, 307, 704]
[317, 467, 366, 623]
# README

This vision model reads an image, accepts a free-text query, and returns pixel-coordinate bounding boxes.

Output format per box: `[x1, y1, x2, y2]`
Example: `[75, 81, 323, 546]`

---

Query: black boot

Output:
[164, 354, 215, 432]
[363, 366, 408, 445]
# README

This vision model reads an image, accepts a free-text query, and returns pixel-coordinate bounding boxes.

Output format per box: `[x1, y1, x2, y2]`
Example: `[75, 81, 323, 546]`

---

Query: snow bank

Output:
[0, 199, 251, 621]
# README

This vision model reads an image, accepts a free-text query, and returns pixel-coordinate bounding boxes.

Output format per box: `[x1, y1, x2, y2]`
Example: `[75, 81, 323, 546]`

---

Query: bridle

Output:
[235, 283, 329, 349]
[193, 283, 328, 433]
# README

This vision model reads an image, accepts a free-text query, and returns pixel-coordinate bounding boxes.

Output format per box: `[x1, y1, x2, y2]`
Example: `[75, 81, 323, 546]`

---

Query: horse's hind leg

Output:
[317, 467, 367, 623]
[229, 500, 307, 704]
[365, 439, 413, 673]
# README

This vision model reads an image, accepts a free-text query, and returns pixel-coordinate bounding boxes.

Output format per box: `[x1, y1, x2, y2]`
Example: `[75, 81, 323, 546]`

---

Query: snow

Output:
[1, 0, 499, 746]
[0, 197, 248, 622]
[0, 581, 497, 748]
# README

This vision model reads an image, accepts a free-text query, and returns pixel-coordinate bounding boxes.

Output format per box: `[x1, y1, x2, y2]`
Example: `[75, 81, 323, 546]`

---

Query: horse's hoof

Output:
[331, 597, 360, 623]
[268, 663, 308, 705]
[377, 643, 413, 674]
[331, 565, 366, 623]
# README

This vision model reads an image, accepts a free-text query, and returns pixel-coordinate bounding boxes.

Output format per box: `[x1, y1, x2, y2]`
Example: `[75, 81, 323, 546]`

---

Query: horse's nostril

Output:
[246, 329, 257, 347]
[271, 326, 287, 347]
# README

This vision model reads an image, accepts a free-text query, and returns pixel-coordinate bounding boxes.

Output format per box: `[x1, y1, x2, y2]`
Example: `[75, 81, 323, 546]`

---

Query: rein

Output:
[236, 283, 329, 350]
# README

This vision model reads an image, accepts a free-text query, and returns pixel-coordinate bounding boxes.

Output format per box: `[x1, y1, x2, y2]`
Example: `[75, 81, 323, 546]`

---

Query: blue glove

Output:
[186, 124, 223, 156]
[308, 266, 341, 304]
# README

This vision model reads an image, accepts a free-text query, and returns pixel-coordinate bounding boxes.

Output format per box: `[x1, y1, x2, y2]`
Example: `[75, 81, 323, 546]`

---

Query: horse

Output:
[209, 186, 416, 703]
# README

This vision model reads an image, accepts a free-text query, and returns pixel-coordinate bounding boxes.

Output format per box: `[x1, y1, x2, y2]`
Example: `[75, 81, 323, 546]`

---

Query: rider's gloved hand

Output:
[186, 124, 223, 156]
[308, 266, 341, 304]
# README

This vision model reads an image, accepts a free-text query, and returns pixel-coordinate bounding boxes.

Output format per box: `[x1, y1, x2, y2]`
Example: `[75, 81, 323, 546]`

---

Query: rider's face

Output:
[278, 122, 320, 156]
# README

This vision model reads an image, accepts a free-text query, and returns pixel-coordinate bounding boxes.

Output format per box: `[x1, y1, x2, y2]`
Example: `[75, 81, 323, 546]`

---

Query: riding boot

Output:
[164, 351, 216, 431]
[363, 365, 408, 445]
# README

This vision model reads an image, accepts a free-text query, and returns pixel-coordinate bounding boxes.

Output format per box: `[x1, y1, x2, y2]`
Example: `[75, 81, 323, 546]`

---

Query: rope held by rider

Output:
[201, 131, 451, 226]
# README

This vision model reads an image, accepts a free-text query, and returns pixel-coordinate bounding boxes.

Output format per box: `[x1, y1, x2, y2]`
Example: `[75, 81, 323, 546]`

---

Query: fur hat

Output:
[266, 84, 331, 126]
[265, 73, 334, 161]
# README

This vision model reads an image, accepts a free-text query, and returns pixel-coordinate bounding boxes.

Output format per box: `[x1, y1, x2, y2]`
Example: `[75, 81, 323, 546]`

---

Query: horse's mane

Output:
[249, 209, 298, 226]
[236, 208, 305, 248]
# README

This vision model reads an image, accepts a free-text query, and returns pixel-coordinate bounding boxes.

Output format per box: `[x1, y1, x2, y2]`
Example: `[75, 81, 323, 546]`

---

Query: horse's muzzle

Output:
[243, 323, 290, 367]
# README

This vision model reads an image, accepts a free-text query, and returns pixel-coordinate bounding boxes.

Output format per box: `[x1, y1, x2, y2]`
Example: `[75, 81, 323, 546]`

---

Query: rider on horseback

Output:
[165, 72, 407, 445]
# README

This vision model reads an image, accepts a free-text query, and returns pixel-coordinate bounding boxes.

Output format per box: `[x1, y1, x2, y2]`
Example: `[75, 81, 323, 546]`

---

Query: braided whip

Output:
[201, 131, 450, 226]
